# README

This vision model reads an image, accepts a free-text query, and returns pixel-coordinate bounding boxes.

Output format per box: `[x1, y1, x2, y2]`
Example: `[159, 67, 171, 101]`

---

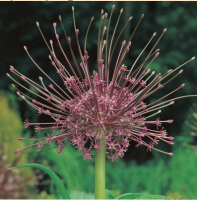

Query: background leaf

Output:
[115, 193, 145, 199]
[105, 189, 119, 199]
[8, 163, 70, 199]
[135, 195, 171, 199]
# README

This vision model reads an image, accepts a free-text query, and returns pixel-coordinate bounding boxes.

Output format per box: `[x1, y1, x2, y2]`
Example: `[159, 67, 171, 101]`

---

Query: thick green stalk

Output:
[95, 141, 106, 199]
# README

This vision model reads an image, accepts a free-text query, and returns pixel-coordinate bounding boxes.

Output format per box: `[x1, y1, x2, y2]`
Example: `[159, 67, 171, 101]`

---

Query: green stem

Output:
[95, 140, 106, 199]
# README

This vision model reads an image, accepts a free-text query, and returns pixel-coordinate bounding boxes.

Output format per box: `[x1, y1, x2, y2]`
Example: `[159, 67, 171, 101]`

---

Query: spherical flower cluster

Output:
[8, 6, 195, 160]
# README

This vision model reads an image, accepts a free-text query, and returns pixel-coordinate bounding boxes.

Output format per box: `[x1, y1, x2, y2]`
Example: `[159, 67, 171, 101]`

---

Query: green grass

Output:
[37, 142, 197, 199]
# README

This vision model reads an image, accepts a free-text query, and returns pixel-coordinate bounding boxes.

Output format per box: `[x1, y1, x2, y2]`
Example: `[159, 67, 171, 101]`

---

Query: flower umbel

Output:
[8, 6, 195, 160]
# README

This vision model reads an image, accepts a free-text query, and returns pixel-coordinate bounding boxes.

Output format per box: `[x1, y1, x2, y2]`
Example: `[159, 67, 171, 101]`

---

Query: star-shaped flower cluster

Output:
[8, 5, 195, 160]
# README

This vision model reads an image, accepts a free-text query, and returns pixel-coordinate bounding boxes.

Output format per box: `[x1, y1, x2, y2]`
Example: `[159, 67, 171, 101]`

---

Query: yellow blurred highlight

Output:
[167, 191, 182, 199]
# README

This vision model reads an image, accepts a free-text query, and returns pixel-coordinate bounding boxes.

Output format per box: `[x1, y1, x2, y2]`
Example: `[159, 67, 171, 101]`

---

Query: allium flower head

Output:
[8, 6, 195, 160]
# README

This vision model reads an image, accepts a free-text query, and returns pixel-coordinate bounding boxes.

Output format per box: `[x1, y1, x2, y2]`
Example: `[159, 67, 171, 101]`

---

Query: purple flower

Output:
[8, 5, 195, 160]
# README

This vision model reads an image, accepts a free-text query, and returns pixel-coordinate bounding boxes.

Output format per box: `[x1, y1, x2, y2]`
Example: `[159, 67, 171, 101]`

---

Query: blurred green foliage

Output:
[0, 93, 35, 198]
[0, 92, 23, 160]
[0, 1, 197, 199]
[177, 103, 197, 154]
[35, 141, 197, 199]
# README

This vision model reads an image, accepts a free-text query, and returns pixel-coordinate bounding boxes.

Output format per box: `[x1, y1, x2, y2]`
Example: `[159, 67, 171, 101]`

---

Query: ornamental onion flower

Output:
[8, 5, 195, 161]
